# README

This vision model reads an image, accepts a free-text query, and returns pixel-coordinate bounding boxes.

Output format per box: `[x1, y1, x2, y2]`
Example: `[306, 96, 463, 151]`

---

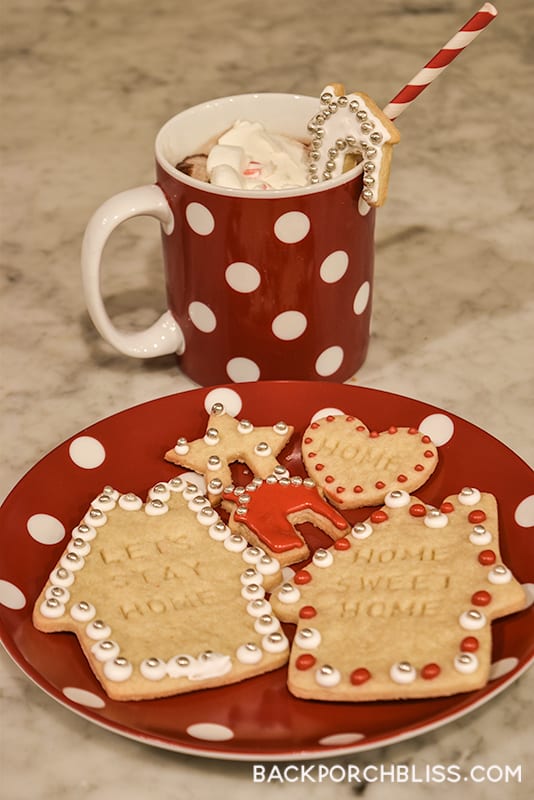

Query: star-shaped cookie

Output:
[164, 402, 294, 503]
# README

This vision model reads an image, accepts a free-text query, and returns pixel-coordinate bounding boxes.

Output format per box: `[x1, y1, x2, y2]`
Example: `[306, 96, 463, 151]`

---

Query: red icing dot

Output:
[440, 502, 455, 514]
[356, 425, 365, 431]
[334, 537, 351, 550]
[421, 663, 441, 680]
[370, 509, 388, 523]
[336, 486, 346, 494]
[310, 422, 320, 430]
[325, 475, 335, 483]
[304, 437, 313, 445]
[353, 485, 363, 494]
[326, 415, 335, 422]
[424, 450, 435, 458]
[370, 431, 379, 438]
[296, 654, 316, 670]
[478, 550, 496, 566]
[388, 426, 398, 434]
[294, 569, 312, 584]
[414, 464, 424, 472]
[375, 480, 385, 489]
[346, 416, 355, 422]
[421, 435, 431, 444]
[397, 474, 407, 483]
[307, 452, 316, 458]
[350, 668, 371, 685]
[410, 503, 426, 517]
[299, 605, 317, 619]
[460, 636, 479, 652]
[408, 427, 418, 435]
[315, 464, 325, 471]
[469, 509, 487, 524]
[472, 590, 492, 606]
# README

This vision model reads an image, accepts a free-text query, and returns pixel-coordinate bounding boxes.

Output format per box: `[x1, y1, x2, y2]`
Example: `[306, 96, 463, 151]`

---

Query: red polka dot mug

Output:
[81, 93, 375, 385]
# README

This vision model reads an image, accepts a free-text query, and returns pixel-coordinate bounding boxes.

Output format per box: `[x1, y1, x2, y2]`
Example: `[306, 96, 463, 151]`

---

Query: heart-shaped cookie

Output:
[302, 414, 438, 508]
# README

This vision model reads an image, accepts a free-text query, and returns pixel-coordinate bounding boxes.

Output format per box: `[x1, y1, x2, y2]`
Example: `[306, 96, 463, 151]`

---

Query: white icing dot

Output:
[180, 472, 207, 494]
[185, 202, 215, 235]
[256, 556, 280, 576]
[103, 658, 133, 682]
[118, 493, 143, 511]
[277, 584, 301, 604]
[514, 495, 534, 528]
[320, 250, 349, 284]
[236, 643, 263, 664]
[262, 632, 289, 653]
[62, 687, 106, 709]
[140, 657, 168, 680]
[454, 653, 479, 674]
[68, 436, 106, 469]
[423, 510, 449, 529]
[272, 310, 307, 341]
[390, 662, 417, 684]
[385, 490, 410, 508]
[458, 487, 482, 506]
[188, 301, 217, 333]
[315, 346, 344, 377]
[310, 407, 344, 423]
[295, 627, 322, 650]
[224, 534, 248, 553]
[247, 598, 272, 617]
[353, 281, 370, 315]
[204, 388, 242, 417]
[315, 665, 341, 687]
[27, 514, 66, 545]
[312, 549, 334, 568]
[351, 521, 373, 540]
[418, 413, 454, 447]
[319, 732, 366, 747]
[0, 580, 26, 610]
[254, 615, 280, 634]
[144, 500, 169, 516]
[226, 357, 260, 383]
[489, 656, 520, 680]
[459, 610, 486, 630]
[274, 211, 310, 243]
[225, 262, 261, 293]
[91, 639, 120, 662]
[186, 722, 234, 742]
[488, 565, 512, 584]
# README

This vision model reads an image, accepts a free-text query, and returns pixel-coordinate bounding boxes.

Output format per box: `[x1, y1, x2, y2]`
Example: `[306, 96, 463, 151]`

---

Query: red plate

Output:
[0, 382, 532, 760]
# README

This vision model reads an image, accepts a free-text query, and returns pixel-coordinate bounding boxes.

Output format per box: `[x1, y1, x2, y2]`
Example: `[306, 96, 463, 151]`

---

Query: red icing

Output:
[410, 503, 426, 517]
[307, 452, 316, 458]
[370, 431, 379, 438]
[408, 427, 418, 434]
[388, 426, 398, 434]
[325, 475, 335, 483]
[315, 464, 325, 471]
[326, 415, 335, 422]
[375, 480, 385, 489]
[421, 435, 432, 444]
[346, 416, 355, 422]
[299, 605, 317, 619]
[469, 509, 487, 524]
[421, 663, 441, 680]
[310, 422, 320, 430]
[294, 569, 312, 584]
[424, 450, 435, 458]
[350, 668, 371, 685]
[296, 654, 316, 670]
[370, 509, 388, 523]
[460, 636, 479, 652]
[478, 550, 496, 566]
[353, 485, 363, 493]
[227, 481, 348, 553]
[304, 437, 313, 444]
[334, 537, 351, 550]
[356, 425, 365, 432]
[336, 487, 345, 494]
[397, 474, 407, 483]
[440, 502, 455, 514]
[471, 590, 492, 606]
[414, 464, 424, 472]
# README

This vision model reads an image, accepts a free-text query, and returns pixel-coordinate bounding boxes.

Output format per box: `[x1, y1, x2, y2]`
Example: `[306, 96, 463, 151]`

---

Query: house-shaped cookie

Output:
[33, 477, 288, 701]
[270, 488, 526, 701]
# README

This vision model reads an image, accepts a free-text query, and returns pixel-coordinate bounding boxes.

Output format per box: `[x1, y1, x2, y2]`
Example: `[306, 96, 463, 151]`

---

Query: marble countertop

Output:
[1, 0, 533, 797]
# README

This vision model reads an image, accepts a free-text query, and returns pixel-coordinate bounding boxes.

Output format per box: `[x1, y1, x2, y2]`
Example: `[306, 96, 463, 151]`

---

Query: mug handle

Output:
[81, 184, 185, 358]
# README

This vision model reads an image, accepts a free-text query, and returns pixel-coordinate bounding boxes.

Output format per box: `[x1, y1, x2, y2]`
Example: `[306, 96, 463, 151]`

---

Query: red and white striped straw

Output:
[383, 3, 498, 122]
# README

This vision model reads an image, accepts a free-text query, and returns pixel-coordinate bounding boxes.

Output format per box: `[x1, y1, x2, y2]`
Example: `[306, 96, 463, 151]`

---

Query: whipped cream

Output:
[206, 121, 309, 190]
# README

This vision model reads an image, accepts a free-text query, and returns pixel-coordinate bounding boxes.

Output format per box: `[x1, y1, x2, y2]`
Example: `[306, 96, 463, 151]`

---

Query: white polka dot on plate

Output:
[272, 310, 307, 341]
[69, 436, 106, 469]
[27, 514, 66, 545]
[489, 657, 520, 681]
[418, 413, 455, 446]
[318, 732, 366, 746]
[521, 583, 534, 609]
[274, 211, 310, 244]
[189, 301, 217, 333]
[180, 472, 207, 494]
[186, 722, 234, 741]
[204, 388, 243, 417]
[0, 580, 26, 610]
[320, 251, 349, 284]
[353, 281, 370, 315]
[185, 202, 215, 236]
[315, 346, 344, 377]
[62, 687, 106, 709]
[226, 357, 260, 383]
[225, 262, 261, 293]
[310, 407, 345, 423]
[514, 495, 534, 528]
